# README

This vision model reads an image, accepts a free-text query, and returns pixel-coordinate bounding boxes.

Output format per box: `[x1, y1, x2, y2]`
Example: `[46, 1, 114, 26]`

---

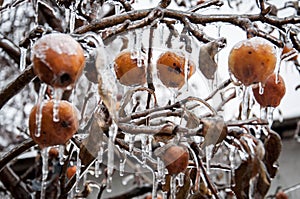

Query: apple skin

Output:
[161, 145, 189, 175]
[32, 33, 85, 88]
[157, 51, 195, 88]
[29, 100, 79, 148]
[228, 37, 276, 86]
[252, 73, 286, 107]
[114, 51, 146, 86]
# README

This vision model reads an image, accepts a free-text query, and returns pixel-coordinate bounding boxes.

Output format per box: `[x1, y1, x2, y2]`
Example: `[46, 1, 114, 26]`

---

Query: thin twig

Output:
[205, 78, 232, 101]
[188, 0, 223, 12]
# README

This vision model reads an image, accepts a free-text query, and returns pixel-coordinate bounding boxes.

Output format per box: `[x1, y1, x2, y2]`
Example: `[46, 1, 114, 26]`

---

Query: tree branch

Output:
[0, 139, 35, 172]
[0, 64, 35, 110]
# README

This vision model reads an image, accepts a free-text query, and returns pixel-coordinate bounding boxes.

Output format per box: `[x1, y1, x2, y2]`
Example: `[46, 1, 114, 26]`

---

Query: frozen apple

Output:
[29, 100, 79, 148]
[228, 37, 277, 85]
[157, 51, 195, 88]
[32, 33, 85, 88]
[114, 51, 146, 86]
[252, 73, 286, 107]
[161, 145, 189, 175]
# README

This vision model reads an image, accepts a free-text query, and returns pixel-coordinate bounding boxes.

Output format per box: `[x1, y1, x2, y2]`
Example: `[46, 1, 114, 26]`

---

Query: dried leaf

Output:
[233, 157, 260, 198]
[255, 161, 271, 198]
[185, 110, 201, 129]
[263, 129, 282, 178]
[153, 124, 176, 143]
[201, 116, 227, 149]
[80, 111, 107, 165]
[199, 39, 225, 79]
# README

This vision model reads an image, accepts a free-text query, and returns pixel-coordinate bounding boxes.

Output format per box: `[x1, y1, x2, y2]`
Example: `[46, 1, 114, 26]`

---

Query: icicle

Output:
[184, 53, 189, 91]
[59, 145, 65, 165]
[255, 126, 262, 139]
[260, 107, 267, 120]
[69, 0, 79, 33]
[33, 0, 40, 24]
[95, 146, 103, 177]
[75, 149, 82, 193]
[205, 145, 214, 175]
[65, 9, 70, 29]
[229, 146, 236, 187]
[40, 147, 50, 199]
[136, 29, 143, 68]
[141, 135, 147, 166]
[159, 23, 165, 45]
[248, 176, 257, 199]
[170, 175, 177, 199]
[19, 47, 27, 71]
[177, 172, 184, 187]
[157, 157, 166, 184]
[151, 172, 158, 199]
[267, 107, 275, 128]
[98, 145, 104, 164]
[106, 176, 112, 193]
[258, 82, 264, 95]
[52, 88, 64, 122]
[119, 153, 126, 176]
[114, 2, 122, 15]
[94, 160, 101, 178]
[35, 84, 47, 137]
[148, 135, 153, 156]
[241, 86, 250, 120]
[162, 191, 168, 199]
[107, 123, 118, 192]
[122, 174, 134, 185]
[128, 134, 135, 155]
[130, 31, 138, 60]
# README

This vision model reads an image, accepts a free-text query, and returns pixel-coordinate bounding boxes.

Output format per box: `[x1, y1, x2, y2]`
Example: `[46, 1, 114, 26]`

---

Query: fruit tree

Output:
[0, 0, 300, 198]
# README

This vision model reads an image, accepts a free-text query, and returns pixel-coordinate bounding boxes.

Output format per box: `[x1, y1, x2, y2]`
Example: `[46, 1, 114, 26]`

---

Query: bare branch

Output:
[0, 65, 35, 110]
[0, 139, 35, 172]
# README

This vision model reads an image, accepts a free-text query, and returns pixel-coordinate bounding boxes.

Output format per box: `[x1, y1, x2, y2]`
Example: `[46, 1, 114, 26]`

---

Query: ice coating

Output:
[228, 37, 277, 85]
[33, 33, 80, 57]
[233, 37, 276, 55]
